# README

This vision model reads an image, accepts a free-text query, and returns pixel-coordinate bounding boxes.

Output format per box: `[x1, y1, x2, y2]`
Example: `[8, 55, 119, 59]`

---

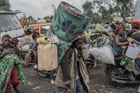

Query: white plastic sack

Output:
[89, 46, 115, 65]
[126, 43, 140, 59]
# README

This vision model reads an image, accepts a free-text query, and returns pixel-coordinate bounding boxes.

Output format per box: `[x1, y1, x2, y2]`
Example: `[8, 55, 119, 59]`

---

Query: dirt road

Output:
[18, 64, 138, 93]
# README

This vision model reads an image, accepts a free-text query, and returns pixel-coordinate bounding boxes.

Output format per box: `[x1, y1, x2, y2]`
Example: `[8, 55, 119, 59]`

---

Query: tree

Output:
[82, 1, 93, 14]
[82, 0, 134, 23]
[115, 0, 133, 21]
[92, 13, 102, 23]
[93, 0, 134, 21]
[82, 1, 102, 23]
[0, 0, 11, 11]
[82, 1, 93, 21]
[82, 1, 113, 23]
[28, 16, 35, 24]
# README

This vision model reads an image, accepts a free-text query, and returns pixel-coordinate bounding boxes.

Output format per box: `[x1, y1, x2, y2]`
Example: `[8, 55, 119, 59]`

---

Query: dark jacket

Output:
[55, 45, 90, 93]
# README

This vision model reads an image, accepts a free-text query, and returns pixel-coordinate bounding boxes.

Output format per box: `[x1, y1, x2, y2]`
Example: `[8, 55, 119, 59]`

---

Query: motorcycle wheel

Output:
[105, 64, 120, 85]
[37, 70, 50, 78]
[38, 71, 50, 78]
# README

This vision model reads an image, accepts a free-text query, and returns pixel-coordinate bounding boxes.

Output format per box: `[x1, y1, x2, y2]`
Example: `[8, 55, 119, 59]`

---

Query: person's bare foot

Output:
[93, 59, 97, 68]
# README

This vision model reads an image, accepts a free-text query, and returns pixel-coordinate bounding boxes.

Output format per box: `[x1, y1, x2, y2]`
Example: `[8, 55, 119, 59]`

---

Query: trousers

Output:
[54, 79, 84, 93]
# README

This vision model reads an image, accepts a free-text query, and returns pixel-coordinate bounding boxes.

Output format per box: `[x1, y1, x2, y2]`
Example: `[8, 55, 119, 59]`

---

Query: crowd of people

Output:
[87, 21, 140, 80]
[0, 20, 140, 93]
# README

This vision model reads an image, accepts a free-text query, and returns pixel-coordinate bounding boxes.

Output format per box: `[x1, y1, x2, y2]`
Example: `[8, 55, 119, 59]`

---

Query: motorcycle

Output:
[105, 40, 140, 85]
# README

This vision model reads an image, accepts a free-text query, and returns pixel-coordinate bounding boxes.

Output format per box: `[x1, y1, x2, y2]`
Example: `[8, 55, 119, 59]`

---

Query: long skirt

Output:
[6, 67, 19, 93]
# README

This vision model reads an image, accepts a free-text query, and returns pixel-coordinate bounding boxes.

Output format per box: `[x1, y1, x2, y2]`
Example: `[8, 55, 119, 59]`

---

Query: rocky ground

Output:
[16, 64, 138, 93]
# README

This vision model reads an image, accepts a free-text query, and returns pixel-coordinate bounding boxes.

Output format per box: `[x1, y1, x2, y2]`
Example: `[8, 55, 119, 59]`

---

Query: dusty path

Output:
[17, 64, 138, 93]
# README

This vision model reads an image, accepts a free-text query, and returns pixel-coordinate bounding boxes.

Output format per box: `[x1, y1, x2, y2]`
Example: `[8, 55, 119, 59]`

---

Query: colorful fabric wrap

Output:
[0, 53, 25, 93]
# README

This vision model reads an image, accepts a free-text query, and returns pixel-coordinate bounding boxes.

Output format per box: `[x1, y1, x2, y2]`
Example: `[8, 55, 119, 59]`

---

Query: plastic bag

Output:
[89, 46, 115, 65]
[126, 43, 140, 59]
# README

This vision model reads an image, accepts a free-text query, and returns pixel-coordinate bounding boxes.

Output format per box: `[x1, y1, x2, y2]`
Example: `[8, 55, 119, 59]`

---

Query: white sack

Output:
[89, 46, 115, 65]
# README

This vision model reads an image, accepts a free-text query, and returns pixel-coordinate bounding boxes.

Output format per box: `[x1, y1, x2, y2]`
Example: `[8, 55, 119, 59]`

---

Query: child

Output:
[29, 33, 38, 69]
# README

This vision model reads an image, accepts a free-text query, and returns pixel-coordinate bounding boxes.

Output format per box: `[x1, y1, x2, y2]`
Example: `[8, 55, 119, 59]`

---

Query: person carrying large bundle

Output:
[50, 1, 90, 93]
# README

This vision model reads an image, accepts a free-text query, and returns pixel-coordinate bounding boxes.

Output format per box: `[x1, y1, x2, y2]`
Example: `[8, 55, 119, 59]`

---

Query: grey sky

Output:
[10, 0, 90, 18]
[10, 0, 137, 18]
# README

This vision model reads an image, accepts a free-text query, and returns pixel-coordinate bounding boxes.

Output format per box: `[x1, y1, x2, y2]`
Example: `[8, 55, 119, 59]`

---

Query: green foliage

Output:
[0, 0, 11, 11]
[82, 0, 134, 23]
[28, 16, 36, 24]
[0, 6, 11, 11]
[82, 1, 94, 22]
[92, 13, 102, 23]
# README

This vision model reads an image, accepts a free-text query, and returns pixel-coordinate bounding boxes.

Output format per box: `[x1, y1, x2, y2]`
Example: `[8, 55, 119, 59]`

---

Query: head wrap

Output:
[115, 26, 124, 33]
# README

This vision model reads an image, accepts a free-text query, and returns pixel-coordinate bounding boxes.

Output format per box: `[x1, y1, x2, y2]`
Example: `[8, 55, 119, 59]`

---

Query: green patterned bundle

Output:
[50, 1, 89, 42]
[50, 1, 89, 64]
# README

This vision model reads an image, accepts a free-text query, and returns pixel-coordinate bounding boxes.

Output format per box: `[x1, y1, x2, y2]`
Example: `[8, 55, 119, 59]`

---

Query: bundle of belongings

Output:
[89, 28, 115, 65]
[89, 28, 111, 47]
[50, 1, 89, 64]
